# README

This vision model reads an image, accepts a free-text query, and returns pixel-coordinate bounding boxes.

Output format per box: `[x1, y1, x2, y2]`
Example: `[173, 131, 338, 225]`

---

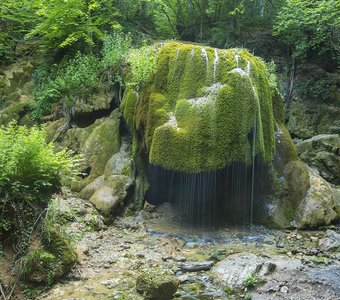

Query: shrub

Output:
[101, 31, 132, 88]
[32, 53, 101, 120]
[127, 44, 159, 88]
[0, 123, 78, 255]
[244, 275, 258, 288]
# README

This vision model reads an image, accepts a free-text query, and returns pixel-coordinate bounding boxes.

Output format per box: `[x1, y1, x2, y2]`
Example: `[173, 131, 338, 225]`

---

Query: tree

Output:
[0, 0, 40, 61]
[274, 0, 340, 64]
[26, 0, 121, 53]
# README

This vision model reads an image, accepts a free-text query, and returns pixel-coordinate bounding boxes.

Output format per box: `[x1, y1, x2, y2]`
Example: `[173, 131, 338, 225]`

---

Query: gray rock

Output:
[212, 253, 276, 290]
[180, 261, 214, 272]
[296, 134, 340, 185]
[294, 167, 338, 229]
[319, 230, 340, 252]
[116, 216, 140, 230]
[90, 175, 134, 216]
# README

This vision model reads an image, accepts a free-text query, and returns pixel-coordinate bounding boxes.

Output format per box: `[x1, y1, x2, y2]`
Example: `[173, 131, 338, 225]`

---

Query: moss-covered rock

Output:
[287, 102, 340, 139]
[122, 42, 275, 173]
[59, 109, 121, 191]
[22, 221, 77, 285]
[82, 109, 121, 178]
[89, 175, 134, 217]
[42, 222, 78, 273]
[294, 167, 338, 228]
[136, 269, 179, 300]
[22, 251, 63, 284]
[296, 134, 340, 185]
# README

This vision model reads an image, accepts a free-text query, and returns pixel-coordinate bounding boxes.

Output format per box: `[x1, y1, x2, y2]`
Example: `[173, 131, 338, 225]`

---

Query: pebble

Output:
[280, 286, 289, 293]
[180, 261, 214, 272]
[276, 241, 285, 248]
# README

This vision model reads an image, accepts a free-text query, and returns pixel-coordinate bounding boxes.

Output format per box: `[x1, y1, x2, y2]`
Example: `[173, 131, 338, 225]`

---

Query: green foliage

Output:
[102, 31, 132, 87]
[26, 0, 121, 52]
[32, 53, 101, 120]
[42, 220, 78, 272]
[22, 251, 62, 285]
[127, 44, 159, 88]
[274, 0, 340, 62]
[244, 274, 258, 288]
[0, 123, 78, 255]
[0, 0, 40, 61]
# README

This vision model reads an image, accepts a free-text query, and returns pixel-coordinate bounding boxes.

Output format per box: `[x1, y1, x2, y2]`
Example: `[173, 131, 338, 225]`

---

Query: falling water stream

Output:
[146, 49, 270, 231]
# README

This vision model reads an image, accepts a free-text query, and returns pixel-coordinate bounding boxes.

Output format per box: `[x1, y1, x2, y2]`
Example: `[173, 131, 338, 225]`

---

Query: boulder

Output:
[89, 175, 134, 216]
[318, 230, 340, 252]
[79, 175, 105, 200]
[211, 253, 276, 290]
[136, 269, 179, 300]
[122, 42, 276, 173]
[296, 134, 340, 185]
[294, 167, 338, 228]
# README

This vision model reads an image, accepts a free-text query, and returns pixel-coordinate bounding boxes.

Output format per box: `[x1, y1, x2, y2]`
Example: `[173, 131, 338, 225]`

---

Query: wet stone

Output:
[180, 261, 215, 272]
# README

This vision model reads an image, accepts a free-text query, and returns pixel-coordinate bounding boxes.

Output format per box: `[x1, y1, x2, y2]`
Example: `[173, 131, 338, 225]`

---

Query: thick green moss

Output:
[22, 251, 62, 284]
[42, 222, 78, 273]
[122, 42, 276, 172]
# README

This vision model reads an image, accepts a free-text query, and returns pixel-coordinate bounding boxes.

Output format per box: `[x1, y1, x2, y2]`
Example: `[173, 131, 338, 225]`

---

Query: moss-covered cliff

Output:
[122, 42, 275, 173]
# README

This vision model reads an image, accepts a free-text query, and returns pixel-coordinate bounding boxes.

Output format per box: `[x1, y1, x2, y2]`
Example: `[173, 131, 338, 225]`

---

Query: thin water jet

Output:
[213, 49, 219, 82]
[146, 157, 272, 227]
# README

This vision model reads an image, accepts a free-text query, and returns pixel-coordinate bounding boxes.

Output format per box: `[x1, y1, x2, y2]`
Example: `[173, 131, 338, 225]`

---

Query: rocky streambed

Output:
[36, 196, 340, 300]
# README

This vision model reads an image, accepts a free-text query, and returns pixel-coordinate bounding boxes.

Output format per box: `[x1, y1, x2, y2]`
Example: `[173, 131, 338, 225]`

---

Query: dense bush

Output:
[127, 44, 159, 88]
[32, 53, 101, 120]
[0, 123, 78, 255]
[102, 31, 132, 88]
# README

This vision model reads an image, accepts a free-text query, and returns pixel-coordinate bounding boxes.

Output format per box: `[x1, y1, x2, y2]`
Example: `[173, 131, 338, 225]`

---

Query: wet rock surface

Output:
[38, 199, 340, 300]
[296, 134, 340, 185]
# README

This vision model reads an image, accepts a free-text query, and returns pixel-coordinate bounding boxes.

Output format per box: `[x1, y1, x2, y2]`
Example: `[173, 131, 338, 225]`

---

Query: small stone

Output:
[280, 286, 289, 294]
[265, 285, 280, 293]
[180, 261, 214, 272]
[174, 256, 186, 262]
[276, 241, 285, 248]
[310, 236, 318, 242]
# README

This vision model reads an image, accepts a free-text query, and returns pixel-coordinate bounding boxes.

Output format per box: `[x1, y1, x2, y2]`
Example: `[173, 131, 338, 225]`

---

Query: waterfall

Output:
[175, 48, 180, 61]
[213, 49, 219, 82]
[190, 48, 195, 61]
[235, 54, 240, 68]
[201, 47, 209, 71]
[246, 60, 251, 74]
[147, 161, 269, 227]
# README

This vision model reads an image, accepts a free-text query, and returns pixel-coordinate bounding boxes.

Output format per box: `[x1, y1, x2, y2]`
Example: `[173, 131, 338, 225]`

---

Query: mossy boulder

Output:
[42, 222, 78, 273]
[22, 222, 77, 285]
[0, 101, 33, 125]
[296, 134, 340, 185]
[82, 110, 121, 177]
[80, 140, 135, 217]
[294, 167, 338, 228]
[58, 109, 121, 191]
[89, 175, 134, 216]
[122, 42, 275, 173]
[22, 251, 63, 284]
[287, 102, 340, 139]
[136, 269, 179, 300]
